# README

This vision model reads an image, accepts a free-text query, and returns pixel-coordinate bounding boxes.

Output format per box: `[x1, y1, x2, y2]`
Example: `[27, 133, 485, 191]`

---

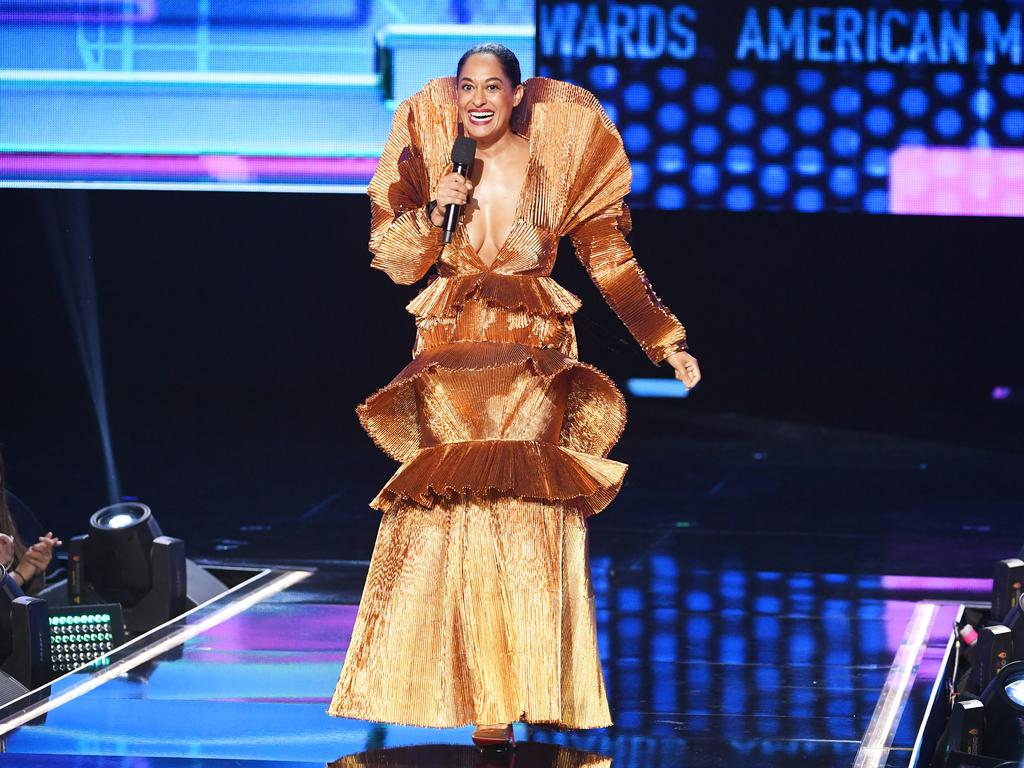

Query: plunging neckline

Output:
[459, 130, 534, 272]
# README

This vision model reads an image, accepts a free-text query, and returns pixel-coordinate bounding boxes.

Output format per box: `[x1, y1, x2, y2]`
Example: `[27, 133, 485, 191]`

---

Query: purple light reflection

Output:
[0, 152, 379, 184]
[184, 604, 357, 665]
[880, 574, 991, 594]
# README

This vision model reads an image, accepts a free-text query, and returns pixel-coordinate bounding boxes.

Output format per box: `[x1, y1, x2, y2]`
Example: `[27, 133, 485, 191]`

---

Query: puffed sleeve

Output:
[367, 100, 444, 285]
[569, 201, 689, 365]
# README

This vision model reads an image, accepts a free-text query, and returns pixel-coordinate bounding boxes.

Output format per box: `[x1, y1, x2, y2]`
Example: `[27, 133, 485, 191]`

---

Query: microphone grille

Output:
[451, 136, 477, 166]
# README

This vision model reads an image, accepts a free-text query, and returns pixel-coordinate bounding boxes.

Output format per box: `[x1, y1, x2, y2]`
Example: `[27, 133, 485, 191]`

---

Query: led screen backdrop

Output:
[537, 1, 1024, 215]
[0, 1, 533, 191]
[4, 0, 1023, 215]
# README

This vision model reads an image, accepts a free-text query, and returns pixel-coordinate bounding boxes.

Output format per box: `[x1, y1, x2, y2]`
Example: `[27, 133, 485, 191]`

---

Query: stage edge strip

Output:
[0, 568, 310, 736]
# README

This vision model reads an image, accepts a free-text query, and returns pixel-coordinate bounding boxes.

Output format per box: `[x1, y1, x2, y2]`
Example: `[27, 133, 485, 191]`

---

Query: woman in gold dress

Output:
[328, 44, 701, 745]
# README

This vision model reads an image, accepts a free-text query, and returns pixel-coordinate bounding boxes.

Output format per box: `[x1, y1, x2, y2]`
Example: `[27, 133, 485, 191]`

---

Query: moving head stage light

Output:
[978, 661, 1024, 763]
[75, 502, 186, 634]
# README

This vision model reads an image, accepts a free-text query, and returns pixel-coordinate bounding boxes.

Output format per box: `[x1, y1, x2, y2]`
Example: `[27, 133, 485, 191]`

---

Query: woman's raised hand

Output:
[666, 350, 701, 390]
[431, 173, 474, 226]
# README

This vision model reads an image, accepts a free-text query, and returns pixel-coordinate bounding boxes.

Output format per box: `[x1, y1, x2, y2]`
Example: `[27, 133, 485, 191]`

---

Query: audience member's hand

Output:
[21, 531, 61, 574]
[0, 534, 14, 569]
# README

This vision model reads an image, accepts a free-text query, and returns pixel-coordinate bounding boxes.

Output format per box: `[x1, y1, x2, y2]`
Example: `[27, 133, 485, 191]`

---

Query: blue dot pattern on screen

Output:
[691, 125, 720, 155]
[545, 48, 1024, 212]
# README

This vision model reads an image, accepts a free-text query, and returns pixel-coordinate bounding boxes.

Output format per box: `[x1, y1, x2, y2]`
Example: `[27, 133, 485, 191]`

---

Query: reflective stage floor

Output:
[1, 406, 1020, 767]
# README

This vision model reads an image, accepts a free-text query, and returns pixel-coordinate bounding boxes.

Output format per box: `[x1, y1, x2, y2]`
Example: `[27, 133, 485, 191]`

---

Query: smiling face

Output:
[457, 53, 524, 145]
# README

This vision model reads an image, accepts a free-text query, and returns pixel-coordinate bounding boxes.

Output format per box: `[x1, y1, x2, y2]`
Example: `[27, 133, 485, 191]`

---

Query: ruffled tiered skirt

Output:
[328, 283, 626, 728]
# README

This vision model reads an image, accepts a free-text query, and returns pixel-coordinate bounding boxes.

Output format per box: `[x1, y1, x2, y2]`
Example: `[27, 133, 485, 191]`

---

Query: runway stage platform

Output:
[0, 405, 1018, 768]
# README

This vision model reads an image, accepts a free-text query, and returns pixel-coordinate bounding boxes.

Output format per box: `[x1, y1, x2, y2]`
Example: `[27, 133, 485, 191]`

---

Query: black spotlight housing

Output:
[1003, 595, 1024, 663]
[86, 502, 162, 607]
[979, 660, 1024, 762]
[992, 559, 1024, 625]
[80, 502, 187, 634]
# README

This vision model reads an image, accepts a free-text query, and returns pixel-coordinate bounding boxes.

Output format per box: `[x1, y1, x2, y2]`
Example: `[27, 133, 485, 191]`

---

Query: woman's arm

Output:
[367, 100, 445, 285]
[570, 201, 689, 366]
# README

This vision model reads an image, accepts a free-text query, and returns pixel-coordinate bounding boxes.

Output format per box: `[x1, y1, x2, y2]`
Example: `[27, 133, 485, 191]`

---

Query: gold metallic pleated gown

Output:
[328, 76, 688, 729]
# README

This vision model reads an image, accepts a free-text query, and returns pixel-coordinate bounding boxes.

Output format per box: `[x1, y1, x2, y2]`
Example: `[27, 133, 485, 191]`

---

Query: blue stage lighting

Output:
[601, 101, 618, 124]
[691, 124, 720, 155]
[796, 105, 825, 135]
[728, 68, 756, 93]
[656, 144, 685, 173]
[1004, 110, 1024, 140]
[760, 165, 788, 196]
[727, 104, 755, 134]
[935, 108, 963, 137]
[686, 591, 713, 611]
[654, 184, 685, 209]
[865, 69, 894, 95]
[588, 64, 618, 91]
[762, 85, 789, 114]
[899, 128, 928, 146]
[866, 106, 894, 136]
[725, 185, 754, 210]
[795, 187, 824, 212]
[630, 161, 651, 194]
[1005, 73, 1024, 98]
[831, 127, 860, 157]
[760, 125, 789, 156]
[692, 84, 721, 113]
[935, 71, 963, 97]
[971, 128, 992, 148]
[831, 86, 861, 116]
[657, 103, 686, 133]
[971, 88, 994, 120]
[623, 82, 652, 112]
[795, 146, 824, 175]
[829, 167, 857, 197]
[725, 145, 755, 174]
[623, 124, 652, 154]
[657, 66, 686, 92]
[900, 88, 929, 118]
[691, 164, 719, 195]
[796, 69, 825, 93]
[863, 147, 888, 177]
[863, 190, 888, 214]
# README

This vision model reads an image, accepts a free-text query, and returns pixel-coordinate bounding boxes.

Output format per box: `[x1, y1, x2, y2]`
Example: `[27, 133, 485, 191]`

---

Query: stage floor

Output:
[0, 561, 989, 767]
[0, 407, 1019, 767]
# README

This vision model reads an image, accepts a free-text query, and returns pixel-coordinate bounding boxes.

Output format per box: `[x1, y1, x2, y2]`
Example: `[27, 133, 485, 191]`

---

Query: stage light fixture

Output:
[1002, 594, 1024, 662]
[79, 502, 187, 634]
[86, 502, 161, 607]
[972, 626, 1012, 694]
[0, 568, 50, 694]
[992, 559, 1024, 624]
[934, 698, 985, 767]
[979, 660, 1024, 762]
[47, 604, 124, 675]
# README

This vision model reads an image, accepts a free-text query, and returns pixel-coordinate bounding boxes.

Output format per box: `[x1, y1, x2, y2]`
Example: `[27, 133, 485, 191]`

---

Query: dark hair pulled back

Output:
[456, 43, 522, 88]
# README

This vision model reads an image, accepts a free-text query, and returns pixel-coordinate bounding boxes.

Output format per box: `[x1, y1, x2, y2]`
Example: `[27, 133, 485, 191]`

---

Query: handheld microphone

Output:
[443, 136, 477, 244]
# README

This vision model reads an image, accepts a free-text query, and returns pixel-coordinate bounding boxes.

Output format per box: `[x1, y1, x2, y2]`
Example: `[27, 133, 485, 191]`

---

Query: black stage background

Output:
[1, 188, 1022, 554]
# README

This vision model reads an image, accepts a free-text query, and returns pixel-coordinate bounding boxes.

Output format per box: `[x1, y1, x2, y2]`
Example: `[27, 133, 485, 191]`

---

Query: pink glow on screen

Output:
[890, 147, 1024, 217]
[0, 0, 157, 23]
[880, 574, 992, 594]
[0, 153, 379, 183]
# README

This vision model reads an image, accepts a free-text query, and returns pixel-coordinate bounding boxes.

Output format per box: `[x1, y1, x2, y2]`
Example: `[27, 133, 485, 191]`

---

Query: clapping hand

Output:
[22, 531, 62, 575]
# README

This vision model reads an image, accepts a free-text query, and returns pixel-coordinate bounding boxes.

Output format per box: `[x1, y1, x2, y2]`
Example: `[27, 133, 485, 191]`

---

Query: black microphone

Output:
[443, 136, 477, 244]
